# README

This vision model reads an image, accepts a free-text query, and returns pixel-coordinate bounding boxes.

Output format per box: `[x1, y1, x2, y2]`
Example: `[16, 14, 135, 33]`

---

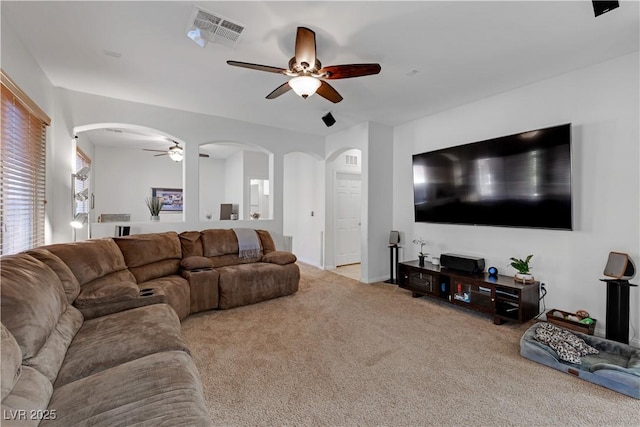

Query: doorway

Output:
[334, 172, 361, 267]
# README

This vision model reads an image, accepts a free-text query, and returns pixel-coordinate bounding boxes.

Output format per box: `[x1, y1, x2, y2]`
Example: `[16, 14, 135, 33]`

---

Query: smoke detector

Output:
[186, 6, 244, 48]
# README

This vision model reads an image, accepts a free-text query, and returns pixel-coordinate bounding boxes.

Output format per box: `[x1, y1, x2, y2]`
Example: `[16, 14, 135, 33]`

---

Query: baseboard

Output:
[296, 257, 322, 268]
[365, 274, 391, 284]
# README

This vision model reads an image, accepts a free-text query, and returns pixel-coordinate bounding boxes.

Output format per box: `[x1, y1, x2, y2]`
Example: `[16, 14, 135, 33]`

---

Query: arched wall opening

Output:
[73, 123, 186, 238]
[324, 147, 364, 276]
[199, 140, 274, 221]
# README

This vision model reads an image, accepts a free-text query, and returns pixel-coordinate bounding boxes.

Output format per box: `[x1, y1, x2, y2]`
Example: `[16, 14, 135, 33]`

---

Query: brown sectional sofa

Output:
[1, 228, 299, 426]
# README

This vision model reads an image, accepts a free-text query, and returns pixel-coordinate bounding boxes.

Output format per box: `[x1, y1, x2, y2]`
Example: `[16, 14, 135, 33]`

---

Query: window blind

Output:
[1, 72, 50, 255]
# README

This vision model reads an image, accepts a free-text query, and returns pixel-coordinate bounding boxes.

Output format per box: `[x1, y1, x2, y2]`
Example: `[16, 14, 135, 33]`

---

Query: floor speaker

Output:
[322, 112, 336, 127]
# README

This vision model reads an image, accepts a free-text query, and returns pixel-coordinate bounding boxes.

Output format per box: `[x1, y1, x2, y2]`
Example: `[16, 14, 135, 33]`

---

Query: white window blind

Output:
[1, 71, 50, 255]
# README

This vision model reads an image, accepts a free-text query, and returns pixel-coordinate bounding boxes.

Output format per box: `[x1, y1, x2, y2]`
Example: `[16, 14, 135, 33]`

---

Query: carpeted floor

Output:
[182, 263, 639, 426]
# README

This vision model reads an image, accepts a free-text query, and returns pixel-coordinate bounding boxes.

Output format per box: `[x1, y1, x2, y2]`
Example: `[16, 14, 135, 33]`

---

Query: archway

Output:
[199, 141, 274, 221]
[73, 123, 186, 226]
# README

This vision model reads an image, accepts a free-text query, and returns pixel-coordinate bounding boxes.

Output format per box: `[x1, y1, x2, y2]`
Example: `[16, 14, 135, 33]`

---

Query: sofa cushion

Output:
[1, 366, 53, 427]
[54, 304, 189, 387]
[1, 323, 22, 401]
[181, 256, 214, 271]
[42, 351, 211, 427]
[26, 249, 81, 304]
[262, 251, 297, 265]
[256, 229, 276, 253]
[74, 281, 139, 309]
[114, 232, 182, 283]
[179, 231, 204, 257]
[201, 229, 244, 257]
[217, 262, 300, 309]
[42, 239, 129, 286]
[0, 254, 67, 359]
[22, 306, 83, 384]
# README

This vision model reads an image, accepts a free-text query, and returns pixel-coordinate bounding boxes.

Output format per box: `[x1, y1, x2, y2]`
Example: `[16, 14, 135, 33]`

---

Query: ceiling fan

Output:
[142, 141, 210, 162]
[227, 27, 381, 103]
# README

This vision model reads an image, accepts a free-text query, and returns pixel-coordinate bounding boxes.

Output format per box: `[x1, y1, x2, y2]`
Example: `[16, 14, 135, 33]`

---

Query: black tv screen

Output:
[413, 123, 572, 230]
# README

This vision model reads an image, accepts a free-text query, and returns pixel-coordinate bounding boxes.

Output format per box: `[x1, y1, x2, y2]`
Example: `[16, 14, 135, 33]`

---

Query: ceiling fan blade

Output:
[142, 148, 168, 153]
[199, 153, 210, 158]
[316, 81, 343, 104]
[295, 27, 317, 70]
[226, 60, 287, 74]
[266, 82, 292, 99]
[154, 153, 168, 157]
[319, 63, 382, 79]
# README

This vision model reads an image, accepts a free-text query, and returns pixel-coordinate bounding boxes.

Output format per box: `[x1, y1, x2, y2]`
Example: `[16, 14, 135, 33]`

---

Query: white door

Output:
[335, 173, 361, 266]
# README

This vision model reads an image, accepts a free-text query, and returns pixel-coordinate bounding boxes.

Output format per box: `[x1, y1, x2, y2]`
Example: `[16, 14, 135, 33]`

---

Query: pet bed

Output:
[520, 322, 640, 399]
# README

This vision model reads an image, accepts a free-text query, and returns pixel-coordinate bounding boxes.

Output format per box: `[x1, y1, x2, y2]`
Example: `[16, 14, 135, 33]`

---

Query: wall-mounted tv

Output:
[412, 123, 572, 230]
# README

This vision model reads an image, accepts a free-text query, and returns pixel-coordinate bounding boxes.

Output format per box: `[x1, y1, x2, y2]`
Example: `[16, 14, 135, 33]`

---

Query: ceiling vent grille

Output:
[187, 6, 244, 48]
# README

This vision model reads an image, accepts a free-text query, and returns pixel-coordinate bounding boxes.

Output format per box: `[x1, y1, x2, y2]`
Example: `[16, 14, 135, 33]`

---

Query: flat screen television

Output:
[412, 123, 572, 230]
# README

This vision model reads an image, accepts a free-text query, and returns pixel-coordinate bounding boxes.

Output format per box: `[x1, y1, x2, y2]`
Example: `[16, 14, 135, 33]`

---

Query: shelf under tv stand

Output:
[398, 260, 540, 325]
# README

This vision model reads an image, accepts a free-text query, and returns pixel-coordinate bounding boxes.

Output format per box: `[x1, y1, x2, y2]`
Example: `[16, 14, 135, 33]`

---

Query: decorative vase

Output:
[150, 215, 160, 222]
[514, 273, 534, 283]
[418, 255, 425, 267]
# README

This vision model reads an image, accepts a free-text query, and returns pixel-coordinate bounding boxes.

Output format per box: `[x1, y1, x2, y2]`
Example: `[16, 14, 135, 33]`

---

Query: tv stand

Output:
[398, 260, 539, 324]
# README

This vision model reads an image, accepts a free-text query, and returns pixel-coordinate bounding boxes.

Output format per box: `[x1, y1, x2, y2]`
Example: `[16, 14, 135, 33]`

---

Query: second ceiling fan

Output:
[143, 141, 210, 162]
[227, 27, 381, 103]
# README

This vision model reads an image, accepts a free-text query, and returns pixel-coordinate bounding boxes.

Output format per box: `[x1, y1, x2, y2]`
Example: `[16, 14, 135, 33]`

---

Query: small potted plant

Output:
[145, 196, 162, 221]
[412, 238, 428, 266]
[510, 254, 534, 283]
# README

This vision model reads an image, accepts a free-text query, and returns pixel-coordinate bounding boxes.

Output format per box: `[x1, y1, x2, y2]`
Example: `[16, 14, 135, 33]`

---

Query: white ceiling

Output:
[2, 1, 638, 137]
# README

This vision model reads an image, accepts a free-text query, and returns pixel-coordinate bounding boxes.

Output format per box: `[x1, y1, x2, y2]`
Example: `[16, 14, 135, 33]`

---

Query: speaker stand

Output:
[385, 245, 400, 284]
[600, 279, 637, 344]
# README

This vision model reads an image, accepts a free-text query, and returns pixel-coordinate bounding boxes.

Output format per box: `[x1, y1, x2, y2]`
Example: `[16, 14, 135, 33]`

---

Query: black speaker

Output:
[440, 253, 485, 274]
[322, 112, 336, 127]
[593, 1, 619, 17]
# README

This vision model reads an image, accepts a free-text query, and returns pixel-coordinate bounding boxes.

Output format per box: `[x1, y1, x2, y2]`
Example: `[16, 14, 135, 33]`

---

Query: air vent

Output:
[186, 6, 244, 48]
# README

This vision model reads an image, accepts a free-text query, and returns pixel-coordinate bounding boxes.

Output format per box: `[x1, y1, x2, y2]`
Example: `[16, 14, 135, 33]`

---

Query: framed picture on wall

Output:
[152, 188, 183, 212]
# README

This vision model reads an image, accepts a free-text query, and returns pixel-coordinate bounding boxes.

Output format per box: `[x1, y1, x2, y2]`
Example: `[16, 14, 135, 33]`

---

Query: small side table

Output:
[384, 244, 400, 284]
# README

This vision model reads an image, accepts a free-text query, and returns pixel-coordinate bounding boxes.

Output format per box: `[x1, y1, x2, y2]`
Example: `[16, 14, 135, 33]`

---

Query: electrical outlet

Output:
[540, 283, 547, 292]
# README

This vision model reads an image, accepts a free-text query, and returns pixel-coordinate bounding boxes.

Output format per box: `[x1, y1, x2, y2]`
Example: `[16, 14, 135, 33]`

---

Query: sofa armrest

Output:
[73, 281, 166, 320]
[261, 251, 297, 265]
[180, 256, 214, 271]
[182, 268, 219, 313]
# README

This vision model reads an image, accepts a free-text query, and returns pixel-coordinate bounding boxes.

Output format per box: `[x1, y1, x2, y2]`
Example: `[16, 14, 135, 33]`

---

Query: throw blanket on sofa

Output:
[233, 228, 261, 259]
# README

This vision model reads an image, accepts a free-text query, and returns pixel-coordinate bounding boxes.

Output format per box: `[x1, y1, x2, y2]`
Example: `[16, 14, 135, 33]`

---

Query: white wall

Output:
[283, 152, 325, 266]
[393, 52, 640, 343]
[47, 88, 325, 242]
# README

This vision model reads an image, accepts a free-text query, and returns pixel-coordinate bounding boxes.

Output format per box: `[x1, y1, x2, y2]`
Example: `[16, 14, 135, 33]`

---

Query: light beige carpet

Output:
[182, 263, 639, 426]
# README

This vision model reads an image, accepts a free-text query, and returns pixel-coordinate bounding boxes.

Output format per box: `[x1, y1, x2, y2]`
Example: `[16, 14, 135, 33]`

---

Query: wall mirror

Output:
[199, 142, 272, 221]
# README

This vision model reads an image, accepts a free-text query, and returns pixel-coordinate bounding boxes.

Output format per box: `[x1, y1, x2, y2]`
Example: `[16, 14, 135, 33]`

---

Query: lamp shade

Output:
[168, 145, 184, 162]
[289, 76, 321, 98]
[70, 213, 88, 229]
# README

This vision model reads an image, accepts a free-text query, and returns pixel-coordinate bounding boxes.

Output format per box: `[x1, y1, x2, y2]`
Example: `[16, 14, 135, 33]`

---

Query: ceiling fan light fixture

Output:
[289, 76, 321, 98]
[168, 146, 184, 162]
